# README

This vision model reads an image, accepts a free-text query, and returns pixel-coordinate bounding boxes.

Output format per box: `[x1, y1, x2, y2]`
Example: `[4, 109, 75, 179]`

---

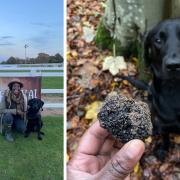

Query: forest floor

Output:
[67, 0, 180, 179]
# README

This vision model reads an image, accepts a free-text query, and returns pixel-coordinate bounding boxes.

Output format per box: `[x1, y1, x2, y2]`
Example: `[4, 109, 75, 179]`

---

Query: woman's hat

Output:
[8, 79, 23, 90]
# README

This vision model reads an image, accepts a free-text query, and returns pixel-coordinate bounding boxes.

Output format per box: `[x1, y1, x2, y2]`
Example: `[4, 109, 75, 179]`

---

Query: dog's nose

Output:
[166, 62, 180, 71]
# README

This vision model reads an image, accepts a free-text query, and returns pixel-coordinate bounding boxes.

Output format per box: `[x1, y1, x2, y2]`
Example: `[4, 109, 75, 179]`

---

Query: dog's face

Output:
[144, 19, 180, 79]
[28, 98, 44, 114]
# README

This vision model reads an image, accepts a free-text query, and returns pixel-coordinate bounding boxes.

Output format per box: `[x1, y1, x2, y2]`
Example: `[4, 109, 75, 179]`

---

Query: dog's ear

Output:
[144, 21, 162, 67]
[41, 100, 44, 107]
[143, 30, 153, 67]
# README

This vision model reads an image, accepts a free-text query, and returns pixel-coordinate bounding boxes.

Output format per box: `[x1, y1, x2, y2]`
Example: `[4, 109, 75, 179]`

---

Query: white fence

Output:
[41, 89, 63, 94]
[0, 63, 63, 71]
[0, 67, 63, 71]
[0, 72, 63, 77]
[41, 88, 63, 108]
[0, 64, 63, 109]
[0, 63, 63, 67]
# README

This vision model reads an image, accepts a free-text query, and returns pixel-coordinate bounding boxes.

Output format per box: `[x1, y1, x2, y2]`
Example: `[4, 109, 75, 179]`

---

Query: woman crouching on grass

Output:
[1, 79, 27, 142]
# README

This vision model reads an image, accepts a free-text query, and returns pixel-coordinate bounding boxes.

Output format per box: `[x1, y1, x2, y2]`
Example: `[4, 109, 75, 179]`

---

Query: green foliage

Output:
[1, 53, 64, 64]
[95, 20, 124, 56]
[95, 20, 114, 50]
[95, 20, 142, 58]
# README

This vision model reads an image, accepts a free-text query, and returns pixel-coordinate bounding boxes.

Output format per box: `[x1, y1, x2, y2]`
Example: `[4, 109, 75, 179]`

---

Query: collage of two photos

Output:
[0, 0, 63, 179]
[67, 0, 180, 180]
[1, 0, 180, 179]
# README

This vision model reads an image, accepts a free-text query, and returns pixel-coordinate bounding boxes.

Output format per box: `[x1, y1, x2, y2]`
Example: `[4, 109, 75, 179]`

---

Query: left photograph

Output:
[0, 0, 64, 179]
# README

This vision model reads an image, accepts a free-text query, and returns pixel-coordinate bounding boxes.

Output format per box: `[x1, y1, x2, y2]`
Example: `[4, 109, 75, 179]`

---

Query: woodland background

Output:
[67, 0, 180, 179]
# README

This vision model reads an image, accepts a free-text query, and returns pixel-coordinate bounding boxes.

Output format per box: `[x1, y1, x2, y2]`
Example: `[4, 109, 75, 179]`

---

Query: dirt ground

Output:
[41, 95, 63, 116]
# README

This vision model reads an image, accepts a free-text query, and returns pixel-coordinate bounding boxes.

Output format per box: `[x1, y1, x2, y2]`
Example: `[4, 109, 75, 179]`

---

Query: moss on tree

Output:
[95, 20, 123, 56]
[95, 20, 140, 57]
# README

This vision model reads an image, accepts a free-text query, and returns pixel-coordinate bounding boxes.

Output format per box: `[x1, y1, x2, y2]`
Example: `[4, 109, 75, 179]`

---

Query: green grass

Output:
[42, 77, 63, 89]
[0, 116, 63, 180]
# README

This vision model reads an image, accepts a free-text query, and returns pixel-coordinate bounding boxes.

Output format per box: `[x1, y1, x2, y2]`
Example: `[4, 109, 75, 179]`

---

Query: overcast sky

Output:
[0, 0, 63, 60]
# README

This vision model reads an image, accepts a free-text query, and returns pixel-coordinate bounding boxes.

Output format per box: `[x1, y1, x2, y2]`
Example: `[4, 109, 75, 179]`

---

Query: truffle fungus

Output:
[97, 94, 152, 143]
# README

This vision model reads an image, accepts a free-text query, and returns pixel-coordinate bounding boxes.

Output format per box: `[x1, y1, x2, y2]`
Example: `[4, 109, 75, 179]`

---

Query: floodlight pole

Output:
[24, 44, 28, 63]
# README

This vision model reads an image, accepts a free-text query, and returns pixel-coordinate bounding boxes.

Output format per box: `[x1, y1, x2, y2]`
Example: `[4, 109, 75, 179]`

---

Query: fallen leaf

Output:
[78, 62, 99, 89]
[145, 136, 152, 144]
[103, 56, 127, 76]
[90, 95, 97, 101]
[71, 116, 80, 128]
[133, 162, 142, 178]
[134, 162, 140, 173]
[79, 62, 98, 76]
[127, 62, 137, 76]
[67, 51, 72, 61]
[159, 163, 170, 173]
[82, 26, 95, 43]
[67, 154, 70, 162]
[85, 101, 102, 120]
[67, 121, 72, 130]
[72, 142, 78, 152]
[144, 155, 159, 165]
[132, 57, 138, 64]
[174, 135, 180, 144]
[111, 82, 119, 89]
[71, 50, 78, 59]
[122, 80, 129, 86]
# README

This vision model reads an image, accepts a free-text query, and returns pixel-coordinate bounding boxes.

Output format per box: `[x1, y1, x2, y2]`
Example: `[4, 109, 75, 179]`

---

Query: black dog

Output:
[25, 98, 44, 140]
[123, 18, 180, 161]
[144, 18, 180, 160]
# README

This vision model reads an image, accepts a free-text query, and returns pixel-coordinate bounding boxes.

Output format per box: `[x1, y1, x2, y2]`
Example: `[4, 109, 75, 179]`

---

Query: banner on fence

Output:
[0, 77, 41, 100]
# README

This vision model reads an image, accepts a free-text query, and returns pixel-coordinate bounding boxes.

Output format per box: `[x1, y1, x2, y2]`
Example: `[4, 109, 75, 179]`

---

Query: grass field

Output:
[42, 76, 63, 89]
[0, 116, 63, 180]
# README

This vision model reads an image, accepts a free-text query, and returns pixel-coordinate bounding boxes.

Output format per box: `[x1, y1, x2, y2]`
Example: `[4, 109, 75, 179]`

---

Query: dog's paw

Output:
[38, 136, 42, 140]
[24, 132, 30, 138]
[40, 131, 45, 135]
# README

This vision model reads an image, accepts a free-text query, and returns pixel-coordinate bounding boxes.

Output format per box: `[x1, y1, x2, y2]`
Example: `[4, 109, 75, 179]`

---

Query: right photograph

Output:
[67, 0, 180, 179]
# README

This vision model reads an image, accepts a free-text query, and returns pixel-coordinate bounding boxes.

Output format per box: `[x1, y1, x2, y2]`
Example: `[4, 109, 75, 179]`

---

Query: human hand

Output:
[67, 121, 145, 180]
[16, 110, 25, 118]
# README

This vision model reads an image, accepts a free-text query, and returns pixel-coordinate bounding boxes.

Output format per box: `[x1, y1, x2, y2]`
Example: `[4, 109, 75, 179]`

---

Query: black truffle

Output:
[97, 94, 152, 143]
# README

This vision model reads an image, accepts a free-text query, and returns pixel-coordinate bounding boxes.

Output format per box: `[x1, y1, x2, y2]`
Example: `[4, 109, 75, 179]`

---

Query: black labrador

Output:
[124, 18, 180, 161]
[144, 18, 180, 160]
[24, 98, 44, 140]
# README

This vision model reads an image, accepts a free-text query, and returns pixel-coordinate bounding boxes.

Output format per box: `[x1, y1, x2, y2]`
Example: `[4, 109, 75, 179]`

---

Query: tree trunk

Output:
[103, 0, 145, 47]
[144, 0, 165, 30]
[170, 0, 180, 17]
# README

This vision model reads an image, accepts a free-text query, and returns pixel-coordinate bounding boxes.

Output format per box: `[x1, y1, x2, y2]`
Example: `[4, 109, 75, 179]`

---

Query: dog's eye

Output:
[155, 38, 161, 44]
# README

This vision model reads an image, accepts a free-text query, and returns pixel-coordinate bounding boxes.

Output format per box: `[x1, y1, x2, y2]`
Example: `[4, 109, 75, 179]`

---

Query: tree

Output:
[55, 53, 64, 63]
[1, 53, 64, 64]
[36, 53, 50, 63]
[6, 56, 18, 64]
